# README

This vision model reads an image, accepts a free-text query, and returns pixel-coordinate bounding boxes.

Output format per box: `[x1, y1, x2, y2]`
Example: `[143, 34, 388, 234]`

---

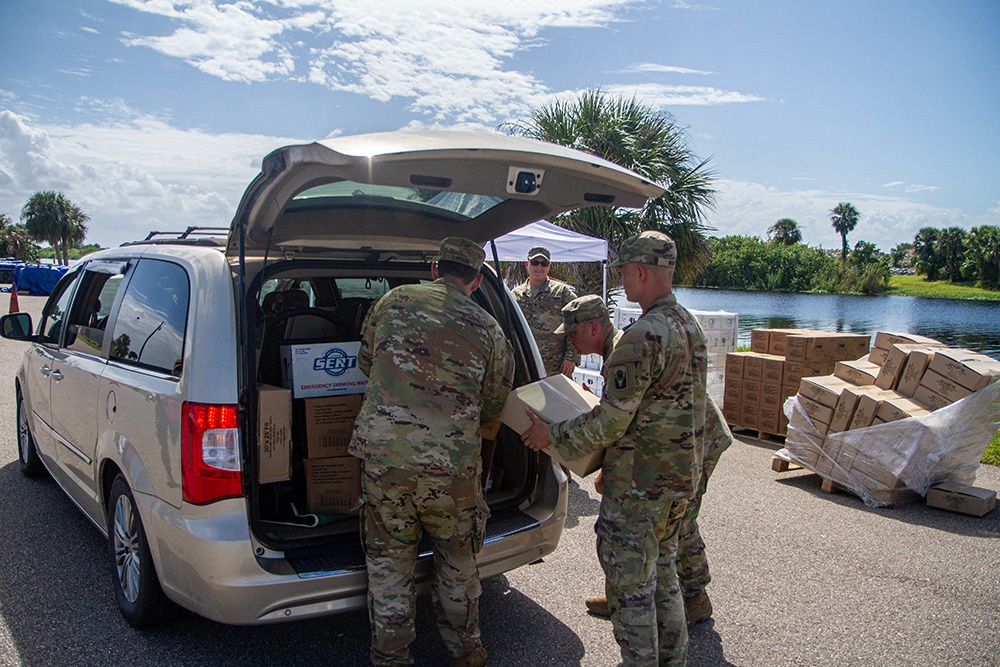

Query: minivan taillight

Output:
[182, 402, 243, 504]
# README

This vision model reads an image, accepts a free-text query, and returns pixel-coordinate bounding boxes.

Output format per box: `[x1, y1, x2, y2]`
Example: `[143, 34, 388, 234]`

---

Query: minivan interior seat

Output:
[258, 289, 347, 384]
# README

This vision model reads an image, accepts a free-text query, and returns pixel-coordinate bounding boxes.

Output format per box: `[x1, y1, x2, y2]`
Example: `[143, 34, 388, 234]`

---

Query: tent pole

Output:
[602, 260, 607, 302]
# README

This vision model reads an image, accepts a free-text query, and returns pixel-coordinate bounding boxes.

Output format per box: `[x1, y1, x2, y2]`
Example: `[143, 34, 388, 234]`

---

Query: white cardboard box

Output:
[500, 374, 604, 477]
[280, 342, 369, 398]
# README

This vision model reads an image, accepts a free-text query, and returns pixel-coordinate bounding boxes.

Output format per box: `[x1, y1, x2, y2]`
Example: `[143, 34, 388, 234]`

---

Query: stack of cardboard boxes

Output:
[257, 341, 369, 516]
[784, 332, 1000, 505]
[723, 328, 871, 437]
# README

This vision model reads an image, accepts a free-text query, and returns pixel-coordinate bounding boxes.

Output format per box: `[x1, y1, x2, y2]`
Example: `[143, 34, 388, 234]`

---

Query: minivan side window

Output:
[38, 269, 82, 345]
[65, 262, 127, 356]
[109, 259, 190, 376]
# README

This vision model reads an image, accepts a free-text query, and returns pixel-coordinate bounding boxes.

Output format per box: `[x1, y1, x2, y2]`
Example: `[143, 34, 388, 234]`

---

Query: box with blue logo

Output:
[280, 342, 369, 398]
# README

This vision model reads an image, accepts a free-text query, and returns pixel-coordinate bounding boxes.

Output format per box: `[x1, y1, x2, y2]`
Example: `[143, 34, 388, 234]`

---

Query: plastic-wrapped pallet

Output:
[692, 309, 738, 407]
[780, 380, 1000, 507]
[571, 368, 604, 397]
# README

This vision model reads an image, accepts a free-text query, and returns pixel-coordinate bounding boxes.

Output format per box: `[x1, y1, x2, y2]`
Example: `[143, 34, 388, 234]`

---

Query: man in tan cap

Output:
[511, 246, 579, 377]
[521, 230, 708, 666]
[350, 236, 514, 667]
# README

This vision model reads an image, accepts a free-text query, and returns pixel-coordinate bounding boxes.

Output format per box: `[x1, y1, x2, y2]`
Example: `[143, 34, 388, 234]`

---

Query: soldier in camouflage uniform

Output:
[349, 237, 514, 667]
[511, 246, 578, 376]
[522, 232, 708, 667]
[557, 295, 733, 627]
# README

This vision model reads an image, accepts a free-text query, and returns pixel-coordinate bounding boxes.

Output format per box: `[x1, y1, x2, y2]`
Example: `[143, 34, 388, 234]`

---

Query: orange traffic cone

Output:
[8, 283, 20, 313]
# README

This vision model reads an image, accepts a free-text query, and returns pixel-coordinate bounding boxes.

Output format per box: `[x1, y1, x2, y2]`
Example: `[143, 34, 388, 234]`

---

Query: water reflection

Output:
[666, 288, 1000, 360]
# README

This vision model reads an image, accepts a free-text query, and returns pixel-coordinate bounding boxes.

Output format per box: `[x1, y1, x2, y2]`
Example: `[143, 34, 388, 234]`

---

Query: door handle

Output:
[51, 370, 64, 381]
[41, 365, 52, 377]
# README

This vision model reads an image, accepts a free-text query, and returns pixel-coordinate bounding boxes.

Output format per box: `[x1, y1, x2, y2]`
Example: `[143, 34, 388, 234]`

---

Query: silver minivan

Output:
[1, 131, 662, 627]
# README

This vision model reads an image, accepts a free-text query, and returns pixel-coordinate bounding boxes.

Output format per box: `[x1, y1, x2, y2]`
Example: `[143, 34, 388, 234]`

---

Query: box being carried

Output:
[500, 374, 603, 477]
[281, 342, 369, 398]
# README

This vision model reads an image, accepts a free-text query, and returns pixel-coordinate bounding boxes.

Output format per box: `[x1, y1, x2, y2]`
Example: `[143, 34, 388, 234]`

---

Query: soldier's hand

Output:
[594, 468, 604, 495]
[521, 409, 552, 452]
[559, 360, 576, 377]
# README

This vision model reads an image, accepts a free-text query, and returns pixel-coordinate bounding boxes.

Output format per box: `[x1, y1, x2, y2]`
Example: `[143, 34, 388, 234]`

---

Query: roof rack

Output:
[121, 227, 229, 247]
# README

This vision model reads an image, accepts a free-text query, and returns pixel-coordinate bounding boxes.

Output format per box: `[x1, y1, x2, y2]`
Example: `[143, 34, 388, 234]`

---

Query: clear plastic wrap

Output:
[780, 381, 1000, 507]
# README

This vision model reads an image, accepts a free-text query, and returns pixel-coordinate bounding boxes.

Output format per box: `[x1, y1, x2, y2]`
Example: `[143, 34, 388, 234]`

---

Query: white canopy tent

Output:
[488, 220, 609, 298]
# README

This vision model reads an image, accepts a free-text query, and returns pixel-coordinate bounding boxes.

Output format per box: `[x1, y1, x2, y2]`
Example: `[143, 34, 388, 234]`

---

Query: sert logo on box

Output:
[313, 347, 359, 377]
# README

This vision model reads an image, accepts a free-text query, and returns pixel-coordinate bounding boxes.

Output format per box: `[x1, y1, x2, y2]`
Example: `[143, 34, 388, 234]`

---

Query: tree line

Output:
[1, 191, 90, 265]
[908, 226, 1000, 289]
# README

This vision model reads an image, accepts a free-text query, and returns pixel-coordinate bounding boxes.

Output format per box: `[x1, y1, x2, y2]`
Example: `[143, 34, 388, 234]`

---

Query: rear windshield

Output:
[291, 181, 506, 221]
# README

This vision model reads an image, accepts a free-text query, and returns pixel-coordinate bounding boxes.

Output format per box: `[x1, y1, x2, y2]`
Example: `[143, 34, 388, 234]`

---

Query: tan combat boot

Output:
[684, 591, 713, 627]
[585, 594, 611, 618]
[450, 646, 487, 667]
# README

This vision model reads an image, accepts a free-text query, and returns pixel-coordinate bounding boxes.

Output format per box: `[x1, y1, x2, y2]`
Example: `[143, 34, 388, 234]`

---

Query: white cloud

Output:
[106, 0, 759, 125]
[882, 180, 905, 188]
[604, 82, 764, 106]
[615, 63, 714, 76]
[0, 109, 303, 246]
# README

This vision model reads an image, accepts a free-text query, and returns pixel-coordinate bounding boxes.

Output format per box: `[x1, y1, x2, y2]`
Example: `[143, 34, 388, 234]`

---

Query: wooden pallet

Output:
[732, 426, 786, 446]
[771, 450, 838, 493]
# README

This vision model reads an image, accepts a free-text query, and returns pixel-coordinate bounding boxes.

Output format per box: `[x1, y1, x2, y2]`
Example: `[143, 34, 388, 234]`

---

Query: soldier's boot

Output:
[585, 594, 611, 618]
[450, 646, 487, 667]
[684, 591, 713, 627]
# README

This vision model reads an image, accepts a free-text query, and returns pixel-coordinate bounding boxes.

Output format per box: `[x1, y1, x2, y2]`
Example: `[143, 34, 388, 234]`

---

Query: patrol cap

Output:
[609, 230, 676, 268]
[527, 246, 551, 261]
[438, 237, 486, 271]
[554, 294, 610, 334]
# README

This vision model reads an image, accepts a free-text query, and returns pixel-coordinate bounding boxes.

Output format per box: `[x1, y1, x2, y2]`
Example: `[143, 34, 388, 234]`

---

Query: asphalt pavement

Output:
[0, 294, 997, 666]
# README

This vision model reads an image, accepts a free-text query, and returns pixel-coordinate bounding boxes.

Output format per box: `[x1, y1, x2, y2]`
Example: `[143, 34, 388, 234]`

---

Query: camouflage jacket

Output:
[550, 292, 709, 501]
[349, 278, 514, 478]
[511, 277, 578, 375]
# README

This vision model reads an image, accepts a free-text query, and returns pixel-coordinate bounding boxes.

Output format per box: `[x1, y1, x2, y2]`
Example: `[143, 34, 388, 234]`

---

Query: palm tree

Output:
[767, 218, 802, 245]
[500, 90, 716, 295]
[0, 213, 41, 262]
[830, 203, 860, 262]
[20, 191, 89, 265]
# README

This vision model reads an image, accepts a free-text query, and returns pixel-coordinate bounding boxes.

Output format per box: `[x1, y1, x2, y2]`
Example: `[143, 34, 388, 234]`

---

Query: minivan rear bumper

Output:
[136, 472, 568, 625]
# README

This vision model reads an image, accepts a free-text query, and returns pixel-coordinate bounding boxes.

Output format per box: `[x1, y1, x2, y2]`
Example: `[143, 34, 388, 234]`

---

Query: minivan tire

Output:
[16, 389, 45, 478]
[108, 475, 177, 628]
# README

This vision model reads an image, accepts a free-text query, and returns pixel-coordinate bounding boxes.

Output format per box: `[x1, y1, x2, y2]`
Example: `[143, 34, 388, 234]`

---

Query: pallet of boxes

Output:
[776, 332, 1000, 510]
[723, 328, 870, 440]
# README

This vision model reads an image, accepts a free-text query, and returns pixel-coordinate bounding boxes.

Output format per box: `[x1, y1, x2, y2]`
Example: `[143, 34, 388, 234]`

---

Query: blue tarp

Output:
[0, 264, 70, 296]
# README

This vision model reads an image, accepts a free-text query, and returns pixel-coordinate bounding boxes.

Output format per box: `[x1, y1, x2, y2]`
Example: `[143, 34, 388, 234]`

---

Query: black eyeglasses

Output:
[530, 259, 550, 267]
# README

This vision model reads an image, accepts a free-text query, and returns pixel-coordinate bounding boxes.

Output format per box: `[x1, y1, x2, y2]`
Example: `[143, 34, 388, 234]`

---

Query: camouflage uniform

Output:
[676, 396, 733, 597]
[547, 235, 708, 667]
[511, 276, 578, 375]
[350, 238, 514, 666]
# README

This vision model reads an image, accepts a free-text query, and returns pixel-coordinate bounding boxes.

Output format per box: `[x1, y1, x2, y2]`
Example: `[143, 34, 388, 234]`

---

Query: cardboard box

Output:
[875, 344, 943, 390]
[925, 348, 1000, 391]
[798, 375, 853, 409]
[868, 347, 889, 366]
[829, 385, 869, 432]
[722, 398, 740, 426]
[798, 395, 834, 426]
[759, 383, 784, 411]
[725, 352, 748, 379]
[742, 380, 762, 407]
[872, 331, 943, 350]
[743, 354, 764, 382]
[896, 348, 937, 397]
[304, 456, 361, 514]
[258, 384, 292, 484]
[875, 397, 932, 423]
[739, 402, 760, 430]
[847, 389, 898, 430]
[724, 377, 743, 406]
[910, 384, 952, 411]
[926, 482, 996, 517]
[281, 342, 369, 398]
[303, 394, 363, 458]
[834, 359, 880, 386]
[500, 374, 603, 477]
[760, 354, 785, 385]
[758, 406, 781, 435]
[783, 360, 835, 386]
[786, 332, 870, 363]
[917, 368, 973, 404]
[750, 329, 770, 354]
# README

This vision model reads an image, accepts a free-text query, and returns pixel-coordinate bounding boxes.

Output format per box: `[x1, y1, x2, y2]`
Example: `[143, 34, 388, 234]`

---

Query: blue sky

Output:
[2, 0, 998, 251]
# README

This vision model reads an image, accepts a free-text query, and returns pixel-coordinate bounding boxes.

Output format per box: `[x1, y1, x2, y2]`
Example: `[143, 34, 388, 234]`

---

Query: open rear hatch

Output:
[228, 131, 664, 571]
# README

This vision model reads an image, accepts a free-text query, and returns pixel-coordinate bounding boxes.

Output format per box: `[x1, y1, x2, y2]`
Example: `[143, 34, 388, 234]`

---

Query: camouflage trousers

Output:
[360, 463, 490, 666]
[676, 440, 724, 597]
[596, 495, 689, 667]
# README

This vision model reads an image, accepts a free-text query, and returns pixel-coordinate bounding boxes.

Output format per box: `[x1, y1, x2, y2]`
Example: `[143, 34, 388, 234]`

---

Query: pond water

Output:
[655, 288, 1000, 360]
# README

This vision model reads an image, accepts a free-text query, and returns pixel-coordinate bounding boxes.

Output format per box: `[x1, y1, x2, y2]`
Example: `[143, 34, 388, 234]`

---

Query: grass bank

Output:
[887, 275, 1000, 301]
[984, 430, 1000, 466]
